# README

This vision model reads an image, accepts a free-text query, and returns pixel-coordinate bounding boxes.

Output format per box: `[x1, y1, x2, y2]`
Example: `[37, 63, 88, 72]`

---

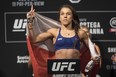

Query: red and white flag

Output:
[25, 13, 60, 77]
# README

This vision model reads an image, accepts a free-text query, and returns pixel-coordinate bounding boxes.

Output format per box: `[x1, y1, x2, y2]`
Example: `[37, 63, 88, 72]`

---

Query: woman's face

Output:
[59, 7, 73, 26]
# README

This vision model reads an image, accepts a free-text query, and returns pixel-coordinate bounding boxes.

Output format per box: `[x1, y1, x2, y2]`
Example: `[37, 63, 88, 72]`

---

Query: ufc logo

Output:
[47, 59, 80, 74]
[69, 0, 81, 3]
[52, 62, 76, 71]
[12, 19, 27, 32]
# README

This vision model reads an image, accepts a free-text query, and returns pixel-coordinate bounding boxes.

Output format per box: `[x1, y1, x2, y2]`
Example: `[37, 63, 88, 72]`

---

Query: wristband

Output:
[27, 17, 34, 23]
[29, 27, 33, 30]
[28, 23, 33, 30]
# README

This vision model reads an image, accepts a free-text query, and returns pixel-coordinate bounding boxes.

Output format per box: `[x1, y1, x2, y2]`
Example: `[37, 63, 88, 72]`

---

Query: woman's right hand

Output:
[27, 5, 35, 19]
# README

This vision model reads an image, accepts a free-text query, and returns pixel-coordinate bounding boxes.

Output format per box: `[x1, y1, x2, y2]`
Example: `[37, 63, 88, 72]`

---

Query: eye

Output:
[67, 12, 71, 15]
[60, 12, 64, 15]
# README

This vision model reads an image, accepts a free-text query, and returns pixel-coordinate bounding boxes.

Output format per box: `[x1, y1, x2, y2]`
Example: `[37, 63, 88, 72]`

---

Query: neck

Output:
[61, 24, 74, 36]
[61, 24, 73, 30]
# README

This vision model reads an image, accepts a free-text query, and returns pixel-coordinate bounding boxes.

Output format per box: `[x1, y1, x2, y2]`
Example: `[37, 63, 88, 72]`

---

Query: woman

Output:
[80, 25, 101, 77]
[26, 4, 100, 77]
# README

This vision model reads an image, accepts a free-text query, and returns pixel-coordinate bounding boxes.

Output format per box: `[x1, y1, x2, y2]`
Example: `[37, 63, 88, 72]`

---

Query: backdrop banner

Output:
[0, 0, 116, 77]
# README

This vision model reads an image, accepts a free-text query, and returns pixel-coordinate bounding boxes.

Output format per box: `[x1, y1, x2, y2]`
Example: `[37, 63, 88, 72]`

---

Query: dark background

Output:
[0, 0, 116, 77]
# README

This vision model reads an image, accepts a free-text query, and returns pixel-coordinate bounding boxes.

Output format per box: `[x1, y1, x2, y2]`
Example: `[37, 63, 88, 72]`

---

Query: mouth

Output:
[63, 19, 68, 22]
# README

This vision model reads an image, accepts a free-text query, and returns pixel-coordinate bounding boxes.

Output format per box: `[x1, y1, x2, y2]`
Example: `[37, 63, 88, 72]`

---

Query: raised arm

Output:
[28, 26, 54, 43]
[26, 5, 54, 43]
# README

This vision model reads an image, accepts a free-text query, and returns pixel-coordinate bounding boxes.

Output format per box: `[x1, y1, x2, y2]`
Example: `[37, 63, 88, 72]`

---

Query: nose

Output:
[64, 14, 67, 18]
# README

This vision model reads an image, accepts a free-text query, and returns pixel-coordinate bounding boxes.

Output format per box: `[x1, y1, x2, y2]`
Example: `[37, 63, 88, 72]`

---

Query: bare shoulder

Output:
[78, 28, 85, 34]
[78, 28, 87, 39]
[47, 28, 59, 33]
[95, 44, 100, 49]
[47, 28, 59, 36]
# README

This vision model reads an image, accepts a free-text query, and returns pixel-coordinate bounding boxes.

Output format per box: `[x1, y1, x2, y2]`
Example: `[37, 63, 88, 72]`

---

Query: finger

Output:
[32, 9, 35, 17]
[31, 5, 33, 11]
[32, 9, 35, 13]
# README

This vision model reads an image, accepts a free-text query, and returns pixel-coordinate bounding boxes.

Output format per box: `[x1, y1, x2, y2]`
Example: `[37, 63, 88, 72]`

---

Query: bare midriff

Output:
[55, 49, 80, 59]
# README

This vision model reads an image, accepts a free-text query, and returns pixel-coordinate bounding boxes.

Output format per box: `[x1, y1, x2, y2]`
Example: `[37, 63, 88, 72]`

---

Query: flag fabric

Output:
[26, 36, 55, 77]
[25, 13, 61, 77]
[80, 45, 100, 77]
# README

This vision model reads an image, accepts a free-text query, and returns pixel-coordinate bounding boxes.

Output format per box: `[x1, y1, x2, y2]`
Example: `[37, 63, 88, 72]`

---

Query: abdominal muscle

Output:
[55, 49, 80, 59]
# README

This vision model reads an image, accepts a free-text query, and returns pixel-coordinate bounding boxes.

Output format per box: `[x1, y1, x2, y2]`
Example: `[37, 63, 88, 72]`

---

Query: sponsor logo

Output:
[53, 74, 81, 77]
[79, 11, 116, 42]
[109, 17, 116, 32]
[12, 0, 45, 7]
[52, 62, 76, 71]
[58, 38, 63, 41]
[69, 0, 81, 3]
[108, 47, 116, 53]
[4, 12, 27, 43]
[12, 19, 27, 32]
[5, 11, 116, 43]
[110, 17, 116, 28]
[47, 59, 80, 74]
[17, 55, 29, 64]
